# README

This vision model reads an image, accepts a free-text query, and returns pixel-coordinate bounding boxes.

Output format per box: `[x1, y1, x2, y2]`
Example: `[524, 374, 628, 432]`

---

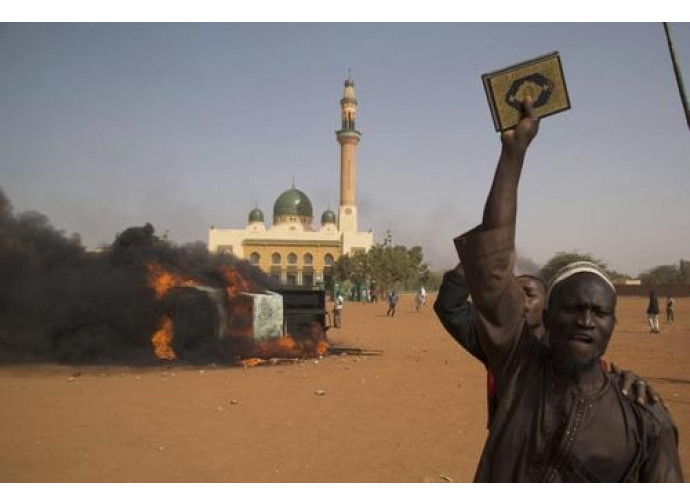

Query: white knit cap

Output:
[546, 261, 616, 308]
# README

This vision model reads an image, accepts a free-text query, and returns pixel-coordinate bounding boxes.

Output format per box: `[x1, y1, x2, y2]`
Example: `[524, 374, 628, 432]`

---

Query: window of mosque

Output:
[287, 253, 297, 265]
[272, 253, 281, 265]
[249, 252, 260, 265]
[218, 245, 233, 255]
[324, 253, 334, 267]
[303, 273, 313, 287]
[270, 267, 281, 281]
[304, 253, 313, 265]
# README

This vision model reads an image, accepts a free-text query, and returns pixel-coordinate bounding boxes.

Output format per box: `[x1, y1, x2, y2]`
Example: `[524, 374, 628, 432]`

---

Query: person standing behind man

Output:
[435, 267, 547, 426]
[647, 289, 660, 333]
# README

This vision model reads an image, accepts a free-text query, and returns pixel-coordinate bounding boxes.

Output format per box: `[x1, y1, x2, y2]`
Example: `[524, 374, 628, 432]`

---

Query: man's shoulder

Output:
[612, 379, 679, 437]
[638, 401, 678, 435]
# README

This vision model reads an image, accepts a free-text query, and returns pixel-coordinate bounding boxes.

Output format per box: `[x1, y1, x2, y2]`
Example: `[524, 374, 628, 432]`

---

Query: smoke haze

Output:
[0, 187, 277, 365]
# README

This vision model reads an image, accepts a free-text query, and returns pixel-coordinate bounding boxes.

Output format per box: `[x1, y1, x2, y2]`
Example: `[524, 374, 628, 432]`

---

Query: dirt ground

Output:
[1, 294, 688, 482]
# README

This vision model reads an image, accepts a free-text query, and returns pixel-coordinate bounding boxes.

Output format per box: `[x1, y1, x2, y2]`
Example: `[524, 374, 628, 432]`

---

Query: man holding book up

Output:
[450, 96, 682, 482]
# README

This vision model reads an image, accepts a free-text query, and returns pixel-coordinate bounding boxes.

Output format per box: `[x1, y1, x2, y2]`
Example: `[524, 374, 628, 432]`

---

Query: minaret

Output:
[336, 73, 361, 234]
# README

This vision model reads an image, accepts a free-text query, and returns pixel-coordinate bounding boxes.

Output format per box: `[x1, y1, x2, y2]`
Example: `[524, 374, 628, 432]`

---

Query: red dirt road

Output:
[1, 294, 688, 482]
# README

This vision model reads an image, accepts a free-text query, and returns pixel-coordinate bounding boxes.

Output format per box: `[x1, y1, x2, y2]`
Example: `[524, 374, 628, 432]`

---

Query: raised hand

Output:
[500, 96, 540, 155]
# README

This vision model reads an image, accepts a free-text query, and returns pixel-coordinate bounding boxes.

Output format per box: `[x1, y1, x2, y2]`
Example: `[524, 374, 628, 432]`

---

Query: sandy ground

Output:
[0, 294, 688, 482]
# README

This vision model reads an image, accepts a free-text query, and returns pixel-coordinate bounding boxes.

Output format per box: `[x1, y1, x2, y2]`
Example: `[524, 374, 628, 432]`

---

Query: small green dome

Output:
[321, 209, 337, 225]
[273, 188, 313, 219]
[248, 207, 264, 223]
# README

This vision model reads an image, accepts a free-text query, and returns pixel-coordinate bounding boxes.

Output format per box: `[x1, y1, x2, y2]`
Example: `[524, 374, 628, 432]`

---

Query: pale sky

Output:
[1, 20, 689, 276]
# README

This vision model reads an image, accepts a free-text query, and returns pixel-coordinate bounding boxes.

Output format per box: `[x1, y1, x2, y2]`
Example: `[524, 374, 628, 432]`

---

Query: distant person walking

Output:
[333, 293, 344, 328]
[647, 290, 660, 333]
[386, 290, 398, 317]
[415, 286, 427, 311]
[666, 295, 675, 323]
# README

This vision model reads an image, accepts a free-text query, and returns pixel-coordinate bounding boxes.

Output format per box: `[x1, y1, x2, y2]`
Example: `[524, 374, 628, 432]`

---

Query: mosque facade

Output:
[207, 77, 374, 288]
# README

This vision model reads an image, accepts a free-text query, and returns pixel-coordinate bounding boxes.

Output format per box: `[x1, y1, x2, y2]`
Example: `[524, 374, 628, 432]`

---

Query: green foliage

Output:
[680, 260, 690, 284]
[538, 251, 631, 283]
[541, 252, 689, 287]
[605, 269, 632, 283]
[332, 230, 432, 294]
[640, 264, 683, 286]
[422, 270, 443, 291]
[540, 251, 607, 283]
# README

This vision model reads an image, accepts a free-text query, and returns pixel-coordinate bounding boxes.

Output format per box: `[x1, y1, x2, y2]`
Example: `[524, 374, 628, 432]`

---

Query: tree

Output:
[332, 254, 354, 285]
[680, 260, 690, 284]
[332, 249, 369, 285]
[539, 251, 632, 283]
[540, 251, 606, 283]
[423, 270, 443, 291]
[541, 251, 637, 285]
[332, 231, 432, 295]
[640, 264, 682, 286]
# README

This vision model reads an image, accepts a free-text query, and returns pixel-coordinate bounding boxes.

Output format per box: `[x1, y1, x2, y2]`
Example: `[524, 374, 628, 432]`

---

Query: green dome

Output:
[273, 188, 313, 219]
[248, 207, 264, 223]
[321, 209, 337, 225]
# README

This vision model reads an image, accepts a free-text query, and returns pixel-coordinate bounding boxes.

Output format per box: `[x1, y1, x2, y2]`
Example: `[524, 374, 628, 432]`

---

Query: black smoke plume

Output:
[0, 187, 278, 365]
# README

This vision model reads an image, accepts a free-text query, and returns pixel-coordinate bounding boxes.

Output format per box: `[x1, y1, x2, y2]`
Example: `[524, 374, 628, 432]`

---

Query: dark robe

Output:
[454, 224, 683, 482]
[647, 292, 660, 315]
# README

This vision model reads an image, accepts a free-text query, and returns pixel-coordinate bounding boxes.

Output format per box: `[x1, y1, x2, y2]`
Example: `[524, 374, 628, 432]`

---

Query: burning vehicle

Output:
[147, 262, 331, 364]
[0, 198, 330, 365]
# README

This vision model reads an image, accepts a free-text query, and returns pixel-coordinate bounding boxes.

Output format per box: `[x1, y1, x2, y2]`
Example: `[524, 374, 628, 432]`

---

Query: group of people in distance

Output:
[330, 285, 425, 328]
[434, 97, 683, 482]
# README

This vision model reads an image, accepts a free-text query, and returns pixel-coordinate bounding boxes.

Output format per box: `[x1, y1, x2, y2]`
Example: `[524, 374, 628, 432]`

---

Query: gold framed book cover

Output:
[482, 52, 571, 131]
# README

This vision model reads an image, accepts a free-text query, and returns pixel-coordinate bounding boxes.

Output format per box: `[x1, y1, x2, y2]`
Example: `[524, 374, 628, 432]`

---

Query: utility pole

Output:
[663, 22, 690, 131]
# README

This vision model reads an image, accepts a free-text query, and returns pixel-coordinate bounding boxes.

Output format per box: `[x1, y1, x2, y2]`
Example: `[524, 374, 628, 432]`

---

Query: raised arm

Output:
[483, 97, 540, 230]
[433, 262, 488, 364]
[454, 98, 540, 371]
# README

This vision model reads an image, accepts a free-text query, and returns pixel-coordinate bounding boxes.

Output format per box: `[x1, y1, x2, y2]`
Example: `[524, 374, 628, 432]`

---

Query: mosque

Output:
[207, 77, 374, 288]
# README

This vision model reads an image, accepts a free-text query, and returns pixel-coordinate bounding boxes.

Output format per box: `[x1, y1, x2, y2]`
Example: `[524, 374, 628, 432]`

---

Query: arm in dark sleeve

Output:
[640, 405, 684, 482]
[455, 225, 525, 373]
[449, 97, 539, 374]
[433, 264, 488, 365]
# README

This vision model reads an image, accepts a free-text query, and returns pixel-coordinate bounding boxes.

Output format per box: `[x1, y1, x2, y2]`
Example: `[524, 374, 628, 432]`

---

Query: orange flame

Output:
[146, 262, 200, 299]
[251, 333, 329, 360]
[239, 357, 266, 367]
[218, 266, 253, 298]
[151, 316, 176, 360]
[143, 262, 330, 363]
[145, 262, 201, 361]
[316, 340, 329, 356]
[244, 319, 330, 361]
